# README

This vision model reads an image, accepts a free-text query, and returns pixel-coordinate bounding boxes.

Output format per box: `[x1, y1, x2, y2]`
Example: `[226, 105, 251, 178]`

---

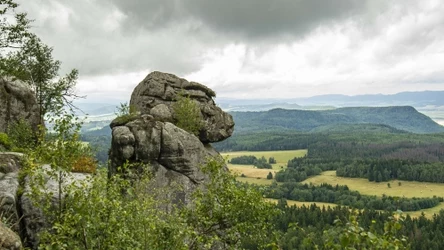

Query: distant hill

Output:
[298, 91, 444, 107]
[231, 106, 444, 134]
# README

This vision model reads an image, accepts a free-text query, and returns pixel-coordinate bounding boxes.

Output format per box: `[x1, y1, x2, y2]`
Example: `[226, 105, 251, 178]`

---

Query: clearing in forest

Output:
[302, 171, 444, 199]
[222, 149, 307, 181]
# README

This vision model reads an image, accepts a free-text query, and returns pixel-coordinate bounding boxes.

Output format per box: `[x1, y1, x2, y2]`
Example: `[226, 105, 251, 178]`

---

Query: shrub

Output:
[172, 92, 203, 136]
[72, 156, 97, 173]
[0, 133, 11, 150]
[7, 119, 37, 151]
[113, 102, 138, 125]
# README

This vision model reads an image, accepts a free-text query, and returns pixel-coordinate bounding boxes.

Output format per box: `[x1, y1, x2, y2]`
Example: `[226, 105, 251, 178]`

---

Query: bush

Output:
[267, 172, 273, 179]
[172, 92, 203, 136]
[72, 156, 97, 173]
[7, 119, 37, 151]
[113, 102, 138, 125]
[0, 133, 11, 150]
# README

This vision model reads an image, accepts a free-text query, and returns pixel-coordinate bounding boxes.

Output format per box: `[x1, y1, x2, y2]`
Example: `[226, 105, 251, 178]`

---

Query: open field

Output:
[404, 202, 444, 218]
[236, 177, 275, 185]
[303, 171, 444, 199]
[230, 165, 277, 179]
[223, 150, 307, 181]
[265, 198, 338, 208]
[222, 149, 307, 169]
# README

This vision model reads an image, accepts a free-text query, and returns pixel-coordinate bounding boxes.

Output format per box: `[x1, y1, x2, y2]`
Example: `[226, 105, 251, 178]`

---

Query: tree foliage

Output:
[0, 0, 30, 49]
[172, 92, 203, 136]
[0, 34, 81, 120]
[0, 0, 82, 121]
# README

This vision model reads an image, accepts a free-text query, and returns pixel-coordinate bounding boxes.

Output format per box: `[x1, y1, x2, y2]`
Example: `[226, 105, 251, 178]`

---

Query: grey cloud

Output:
[107, 0, 383, 39]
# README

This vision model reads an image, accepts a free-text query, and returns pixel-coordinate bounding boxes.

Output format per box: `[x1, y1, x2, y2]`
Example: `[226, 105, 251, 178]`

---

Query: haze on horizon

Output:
[18, 0, 444, 102]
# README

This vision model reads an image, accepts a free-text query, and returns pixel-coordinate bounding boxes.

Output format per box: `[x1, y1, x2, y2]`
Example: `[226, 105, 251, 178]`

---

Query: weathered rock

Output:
[0, 222, 22, 250]
[130, 71, 234, 143]
[109, 114, 222, 206]
[0, 153, 24, 233]
[0, 77, 41, 133]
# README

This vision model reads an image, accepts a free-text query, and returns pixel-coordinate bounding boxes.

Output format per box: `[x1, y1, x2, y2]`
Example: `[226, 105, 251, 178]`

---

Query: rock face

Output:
[0, 153, 23, 233]
[0, 152, 90, 249]
[0, 222, 22, 250]
[130, 71, 234, 143]
[109, 115, 221, 207]
[0, 153, 23, 249]
[0, 77, 41, 133]
[111, 71, 232, 207]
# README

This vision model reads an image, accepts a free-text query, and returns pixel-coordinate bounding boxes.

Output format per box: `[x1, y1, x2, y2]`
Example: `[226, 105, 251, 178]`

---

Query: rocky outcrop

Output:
[0, 77, 41, 133]
[109, 114, 221, 207]
[0, 153, 23, 233]
[0, 222, 22, 250]
[130, 71, 234, 143]
[0, 152, 91, 249]
[111, 72, 232, 207]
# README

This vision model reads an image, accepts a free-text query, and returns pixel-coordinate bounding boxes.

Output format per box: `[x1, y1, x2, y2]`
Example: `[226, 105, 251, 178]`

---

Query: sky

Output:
[16, 0, 444, 103]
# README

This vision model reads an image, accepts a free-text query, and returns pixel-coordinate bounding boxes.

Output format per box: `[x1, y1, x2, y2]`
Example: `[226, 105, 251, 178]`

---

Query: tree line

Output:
[265, 182, 442, 212]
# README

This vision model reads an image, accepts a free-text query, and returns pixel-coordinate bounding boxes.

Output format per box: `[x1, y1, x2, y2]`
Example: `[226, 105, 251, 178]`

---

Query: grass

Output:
[302, 171, 444, 199]
[224, 149, 307, 182]
[265, 198, 338, 208]
[405, 202, 444, 218]
[236, 177, 275, 185]
[222, 149, 307, 170]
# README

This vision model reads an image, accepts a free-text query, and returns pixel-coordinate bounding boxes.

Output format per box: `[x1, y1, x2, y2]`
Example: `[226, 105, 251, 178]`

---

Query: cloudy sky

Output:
[17, 0, 444, 102]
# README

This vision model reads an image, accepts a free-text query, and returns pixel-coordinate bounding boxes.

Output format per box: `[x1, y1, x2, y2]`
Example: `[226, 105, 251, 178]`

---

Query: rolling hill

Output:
[231, 106, 444, 134]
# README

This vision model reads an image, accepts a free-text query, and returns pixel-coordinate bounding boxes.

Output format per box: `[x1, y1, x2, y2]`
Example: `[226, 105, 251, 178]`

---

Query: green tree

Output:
[0, 0, 30, 49]
[172, 92, 203, 136]
[182, 158, 278, 249]
[269, 157, 277, 164]
[267, 171, 273, 180]
[319, 212, 409, 249]
[0, 34, 81, 120]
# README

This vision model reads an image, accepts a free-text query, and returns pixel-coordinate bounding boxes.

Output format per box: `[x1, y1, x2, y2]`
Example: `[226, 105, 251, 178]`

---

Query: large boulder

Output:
[109, 114, 222, 207]
[130, 71, 234, 143]
[0, 77, 41, 133]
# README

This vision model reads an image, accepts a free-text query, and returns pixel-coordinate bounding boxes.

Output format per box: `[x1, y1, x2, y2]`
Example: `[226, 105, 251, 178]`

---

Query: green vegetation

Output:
[112, 101, 139, 125]
[265, 182, 442, 212]
[0, 132, 10, 150]
[172, 92, 203, 136]
[303, 171, 444, 199]
[229, 107, 444, 134]
[0, 1, 82, 121]
[229, 155, 272, 169]
[336, 159, 444, 183]
[7, 118, 37, 151]
[222, 149, 307, 168]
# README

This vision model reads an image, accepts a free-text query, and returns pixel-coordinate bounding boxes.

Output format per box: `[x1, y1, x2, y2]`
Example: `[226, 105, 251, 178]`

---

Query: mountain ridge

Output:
[231, 106, 444, 134]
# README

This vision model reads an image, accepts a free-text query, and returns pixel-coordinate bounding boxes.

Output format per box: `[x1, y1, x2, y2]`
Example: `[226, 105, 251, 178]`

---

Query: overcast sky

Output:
[17, 0, 444, 102]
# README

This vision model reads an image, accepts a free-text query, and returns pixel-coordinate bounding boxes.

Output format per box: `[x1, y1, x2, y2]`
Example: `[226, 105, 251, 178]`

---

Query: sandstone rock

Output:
[109, 115, 222, 206]
[0, 77, 41, 133]
[130, 71, 234, 143]
[0, 222, 22, 250]
[0, 153, 24, 233]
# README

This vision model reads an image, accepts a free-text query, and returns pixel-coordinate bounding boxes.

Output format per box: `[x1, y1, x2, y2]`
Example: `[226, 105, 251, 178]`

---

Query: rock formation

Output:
[0, 153, 23, 233]
[0, 222, 22, 250]
[130, 71, 234, 143]
[110, 71, 234, 206]
[0, 77, 41, 133]
[0, 152, 90, 249]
